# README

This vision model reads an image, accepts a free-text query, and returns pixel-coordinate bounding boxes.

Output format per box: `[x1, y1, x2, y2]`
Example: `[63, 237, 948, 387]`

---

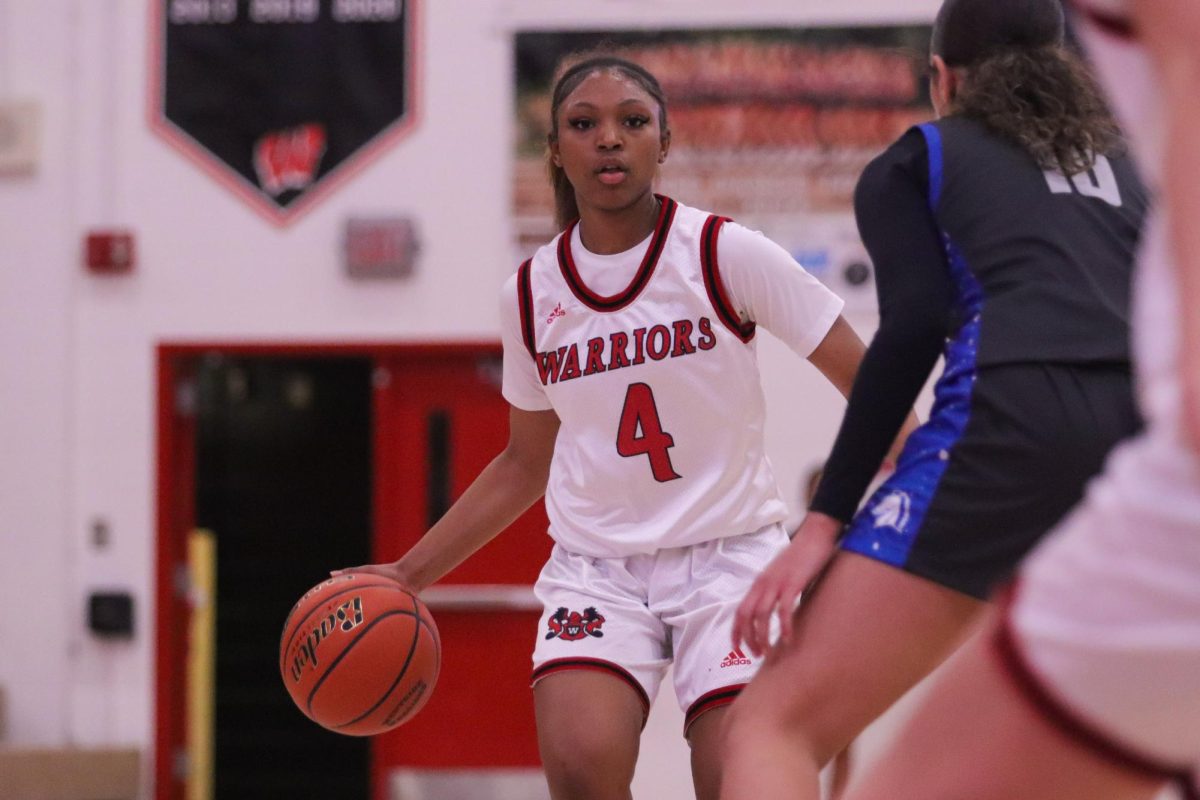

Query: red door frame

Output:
[154, 341, 500, 800]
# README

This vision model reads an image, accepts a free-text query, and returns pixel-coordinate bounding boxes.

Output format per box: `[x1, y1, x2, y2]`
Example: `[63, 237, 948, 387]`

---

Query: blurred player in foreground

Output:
[843, 0, 1200, 797]
[722, 1, 1149, 797]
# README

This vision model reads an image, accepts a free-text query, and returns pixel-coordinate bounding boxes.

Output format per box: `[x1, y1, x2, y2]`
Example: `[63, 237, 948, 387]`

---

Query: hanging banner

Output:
[151, 0, 417, 224]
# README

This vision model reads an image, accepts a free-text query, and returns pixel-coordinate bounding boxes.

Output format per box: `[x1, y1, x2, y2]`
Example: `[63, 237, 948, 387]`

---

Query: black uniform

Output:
[810, 116, 1147, 599]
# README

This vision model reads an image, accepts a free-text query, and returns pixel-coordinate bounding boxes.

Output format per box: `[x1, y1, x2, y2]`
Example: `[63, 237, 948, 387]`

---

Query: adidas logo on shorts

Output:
[720, 647, 752, 668]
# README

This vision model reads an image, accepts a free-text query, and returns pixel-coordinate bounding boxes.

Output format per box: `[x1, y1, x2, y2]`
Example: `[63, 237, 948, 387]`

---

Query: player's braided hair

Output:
[546, 55, 670, 230]
[952, 45, 1123, 175]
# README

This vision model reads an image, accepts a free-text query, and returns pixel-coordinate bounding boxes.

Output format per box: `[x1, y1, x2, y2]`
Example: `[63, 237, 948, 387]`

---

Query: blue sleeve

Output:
[809, 128, 954, 523]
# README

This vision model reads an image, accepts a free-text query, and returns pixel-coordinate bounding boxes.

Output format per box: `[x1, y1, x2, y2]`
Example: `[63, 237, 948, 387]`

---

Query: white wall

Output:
[0, 0, 942, 796]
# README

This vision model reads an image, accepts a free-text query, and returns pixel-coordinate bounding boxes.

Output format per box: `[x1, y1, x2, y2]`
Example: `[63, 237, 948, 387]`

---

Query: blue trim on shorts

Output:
[841, 123, 985, 568]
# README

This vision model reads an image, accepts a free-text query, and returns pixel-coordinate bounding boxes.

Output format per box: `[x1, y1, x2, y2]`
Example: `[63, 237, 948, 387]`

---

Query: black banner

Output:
[153, 0, 415, 222]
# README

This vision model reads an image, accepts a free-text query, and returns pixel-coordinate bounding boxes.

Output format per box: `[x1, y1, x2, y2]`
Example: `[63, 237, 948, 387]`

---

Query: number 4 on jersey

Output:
[616, 383, 682, 482]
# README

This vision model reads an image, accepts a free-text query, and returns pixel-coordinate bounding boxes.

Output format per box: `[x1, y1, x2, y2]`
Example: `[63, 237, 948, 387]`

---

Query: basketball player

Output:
[721, 2, 1149, 798]
[839, 0, 1200, 797]
[335, 57, 904, 800]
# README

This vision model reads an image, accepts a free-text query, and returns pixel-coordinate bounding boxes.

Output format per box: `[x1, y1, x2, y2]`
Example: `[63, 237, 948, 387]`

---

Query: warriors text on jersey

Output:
[501, 196, 844, 558]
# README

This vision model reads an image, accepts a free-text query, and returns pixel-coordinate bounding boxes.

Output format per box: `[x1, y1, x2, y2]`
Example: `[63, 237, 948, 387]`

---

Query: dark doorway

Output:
[195, 356, 372, 799]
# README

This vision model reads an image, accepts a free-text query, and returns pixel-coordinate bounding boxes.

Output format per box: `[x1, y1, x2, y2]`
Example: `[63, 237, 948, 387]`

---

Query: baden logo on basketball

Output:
[287, 596, 365, 682]
[279, 574, 441, 736]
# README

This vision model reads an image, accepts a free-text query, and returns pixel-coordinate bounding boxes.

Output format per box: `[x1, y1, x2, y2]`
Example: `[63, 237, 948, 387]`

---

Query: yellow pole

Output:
[187, 529, 216, 800]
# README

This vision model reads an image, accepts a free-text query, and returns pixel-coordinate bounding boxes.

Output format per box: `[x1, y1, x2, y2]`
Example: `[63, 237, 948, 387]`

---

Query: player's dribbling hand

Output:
[330, 561, 417, 592]
[732, 512, 842, 658]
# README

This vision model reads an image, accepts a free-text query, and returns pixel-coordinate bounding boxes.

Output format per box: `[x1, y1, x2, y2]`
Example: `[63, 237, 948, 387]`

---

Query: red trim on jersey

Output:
[532, 658, 651, 716]
[700, 215, 756, 343]
[684, 683, 747, 735]
[557, 195, 677, 312]
[993, 583, 1198, 798]
[1069, 0, 1138, 40]
[516, 259, 537, 359]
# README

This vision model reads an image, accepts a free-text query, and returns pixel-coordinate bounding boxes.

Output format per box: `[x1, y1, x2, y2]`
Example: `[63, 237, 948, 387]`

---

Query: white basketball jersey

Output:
[1075, 2, 1182, 437]
[513, 198, 789, 558]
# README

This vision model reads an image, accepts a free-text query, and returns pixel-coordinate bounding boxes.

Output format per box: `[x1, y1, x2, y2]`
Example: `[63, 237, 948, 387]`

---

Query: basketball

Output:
[279, 573, 440, 736]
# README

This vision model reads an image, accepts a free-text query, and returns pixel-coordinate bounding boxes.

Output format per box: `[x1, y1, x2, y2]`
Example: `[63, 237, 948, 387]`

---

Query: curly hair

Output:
[951, 45, 1123, 175]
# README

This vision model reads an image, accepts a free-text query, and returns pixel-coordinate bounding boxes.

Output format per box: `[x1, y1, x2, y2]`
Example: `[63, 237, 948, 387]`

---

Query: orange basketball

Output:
[279, 573, 440, 736]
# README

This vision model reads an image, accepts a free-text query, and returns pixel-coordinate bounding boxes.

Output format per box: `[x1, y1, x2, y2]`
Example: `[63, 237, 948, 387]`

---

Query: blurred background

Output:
[0, 1, 945, 798]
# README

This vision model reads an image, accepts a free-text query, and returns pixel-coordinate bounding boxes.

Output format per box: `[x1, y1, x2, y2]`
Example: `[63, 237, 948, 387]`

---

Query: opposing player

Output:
[335, 56, 897, 799]
[722, 2, 1149, 798]
[842, 0, 1200, 797]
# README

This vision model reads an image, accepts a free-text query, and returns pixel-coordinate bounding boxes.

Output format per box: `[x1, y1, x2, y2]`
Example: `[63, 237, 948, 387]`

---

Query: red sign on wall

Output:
[149, 1, 419, 225]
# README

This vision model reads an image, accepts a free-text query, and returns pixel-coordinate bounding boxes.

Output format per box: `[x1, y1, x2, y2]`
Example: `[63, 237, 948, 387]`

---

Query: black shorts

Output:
[840, 362, 1141, 600]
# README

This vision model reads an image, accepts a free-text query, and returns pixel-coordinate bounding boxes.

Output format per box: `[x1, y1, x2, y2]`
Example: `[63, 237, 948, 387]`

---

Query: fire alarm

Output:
[84, 230, 136, 274]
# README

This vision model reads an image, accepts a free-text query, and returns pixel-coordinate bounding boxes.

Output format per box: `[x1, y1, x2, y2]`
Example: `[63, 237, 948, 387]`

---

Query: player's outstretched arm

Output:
[1135, 0, 1200, 454]
[333, 406, 560, 591]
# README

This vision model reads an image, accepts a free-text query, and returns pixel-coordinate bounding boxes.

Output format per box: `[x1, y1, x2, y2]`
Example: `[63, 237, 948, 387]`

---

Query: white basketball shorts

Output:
[997, 428, 1200, 784]
[530, 523, 789, 734]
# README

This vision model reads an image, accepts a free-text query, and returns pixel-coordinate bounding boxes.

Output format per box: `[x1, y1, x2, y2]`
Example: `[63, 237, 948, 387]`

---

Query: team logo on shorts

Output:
[871, 489, 912, 532]
[545, 607, 605, 641]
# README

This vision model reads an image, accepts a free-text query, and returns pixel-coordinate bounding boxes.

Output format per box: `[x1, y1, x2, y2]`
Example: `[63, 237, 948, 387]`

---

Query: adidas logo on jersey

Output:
[720, 647, 752, 668]
[546, 302, 566, 324]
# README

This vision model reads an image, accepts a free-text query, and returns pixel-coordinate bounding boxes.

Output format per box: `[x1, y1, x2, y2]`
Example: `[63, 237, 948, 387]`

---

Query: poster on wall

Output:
[151, 0, 418, 225]
[513, 27, 931, 311]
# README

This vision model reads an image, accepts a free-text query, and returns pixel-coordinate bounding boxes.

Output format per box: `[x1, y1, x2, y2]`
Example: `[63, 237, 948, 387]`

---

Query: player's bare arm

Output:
[1135, 0, 1200, 454]
[805, 315, 866, 399]
[806, 315, 920, 467]
[333, 406, 560, 590]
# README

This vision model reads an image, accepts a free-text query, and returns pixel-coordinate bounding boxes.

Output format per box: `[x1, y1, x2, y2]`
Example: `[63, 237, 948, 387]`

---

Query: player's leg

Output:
[686, 705, 729, 800]
[828, 745, 852, 798]
[656, 524, 794, 800]
[719, 551, 983, 800]
[534, 670, 646, 800]
[531, 545, 669, 800]
[721, 363, 1139, 800]
[848, 429, 1200, 800]
[844, 615, 1166, 800]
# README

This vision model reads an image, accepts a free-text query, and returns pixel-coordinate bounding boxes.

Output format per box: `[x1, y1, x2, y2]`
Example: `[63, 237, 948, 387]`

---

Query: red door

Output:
[371, 350, 552, 796]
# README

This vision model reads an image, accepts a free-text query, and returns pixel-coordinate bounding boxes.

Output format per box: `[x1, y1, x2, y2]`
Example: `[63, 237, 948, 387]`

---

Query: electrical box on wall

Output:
[88, 591, 135, 639]
[0, 99, 40, 175]
[84, 230, 136, 274]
